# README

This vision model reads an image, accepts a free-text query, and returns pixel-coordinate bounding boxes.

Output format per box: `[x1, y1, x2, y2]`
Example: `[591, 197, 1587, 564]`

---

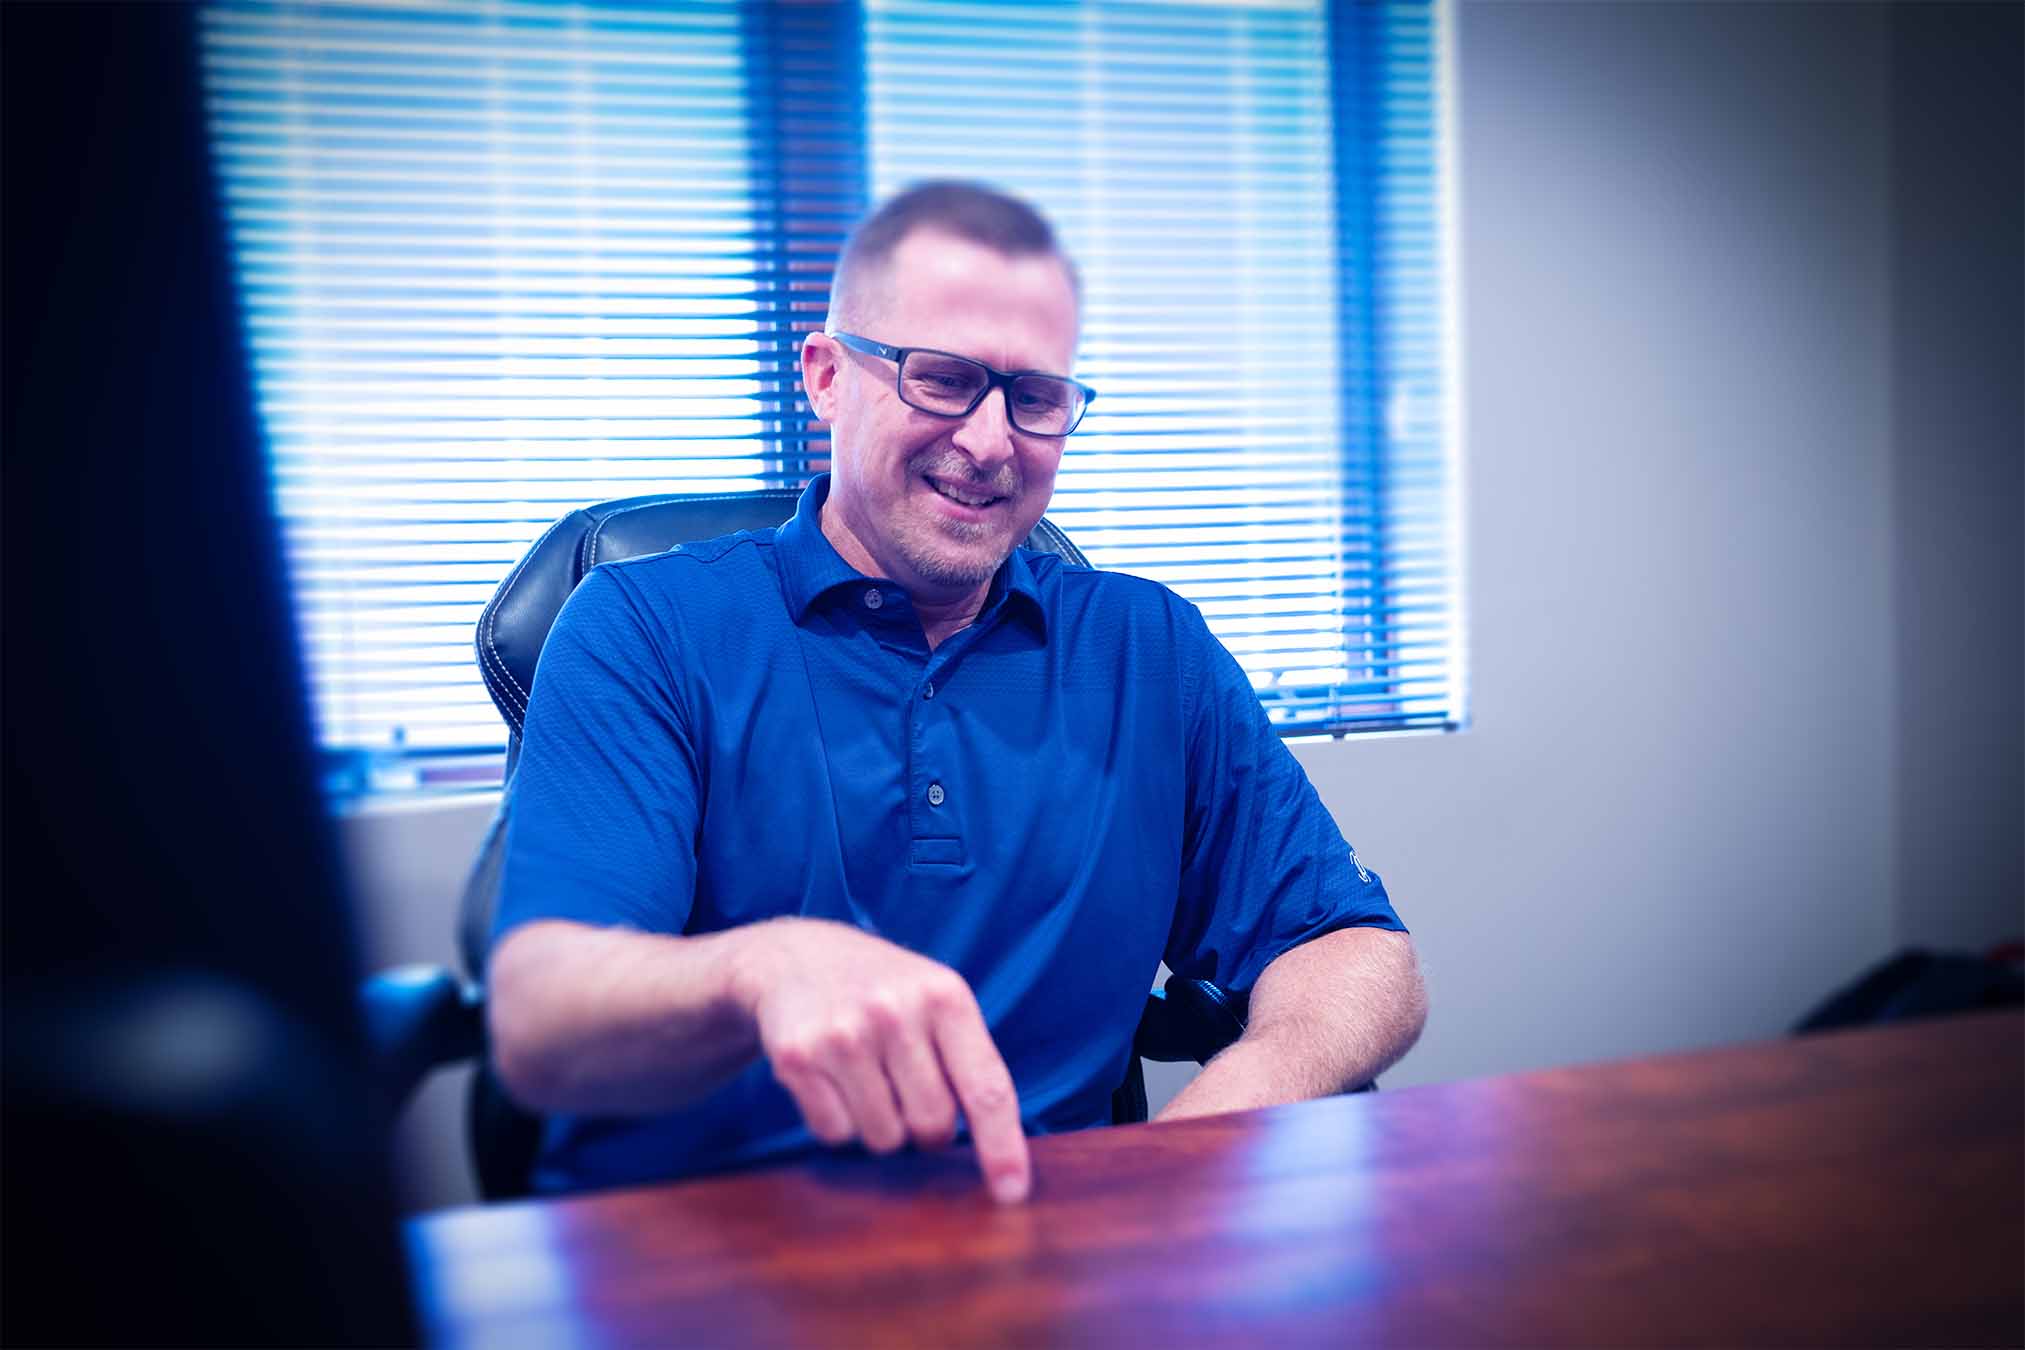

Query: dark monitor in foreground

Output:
[3, 3, 414, 1342]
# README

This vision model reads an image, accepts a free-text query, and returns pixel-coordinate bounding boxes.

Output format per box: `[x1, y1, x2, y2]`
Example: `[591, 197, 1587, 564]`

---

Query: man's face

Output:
[803, 228, 1081, 600]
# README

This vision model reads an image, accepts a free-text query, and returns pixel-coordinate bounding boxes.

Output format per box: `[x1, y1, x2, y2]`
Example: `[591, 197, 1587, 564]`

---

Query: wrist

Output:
[718, 916, 828, 1021]
[1161, 1026, 1313, 1120]
[718, 922, 776, 1022]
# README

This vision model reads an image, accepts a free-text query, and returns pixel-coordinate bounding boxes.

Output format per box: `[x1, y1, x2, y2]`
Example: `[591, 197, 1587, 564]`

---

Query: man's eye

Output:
[909, 366, 976, 392]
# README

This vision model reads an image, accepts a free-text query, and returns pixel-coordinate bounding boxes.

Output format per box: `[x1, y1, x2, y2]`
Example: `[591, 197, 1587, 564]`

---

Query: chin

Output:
[901, 524, 1015, 588]
[906, 547, 1008, 589]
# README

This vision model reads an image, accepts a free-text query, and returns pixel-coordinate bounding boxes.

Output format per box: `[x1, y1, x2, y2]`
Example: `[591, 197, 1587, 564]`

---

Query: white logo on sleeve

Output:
[1350, 848, 1373, 885]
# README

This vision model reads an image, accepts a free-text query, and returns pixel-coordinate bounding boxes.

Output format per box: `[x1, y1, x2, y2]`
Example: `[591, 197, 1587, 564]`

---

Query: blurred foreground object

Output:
[2, 2, 414, 1342]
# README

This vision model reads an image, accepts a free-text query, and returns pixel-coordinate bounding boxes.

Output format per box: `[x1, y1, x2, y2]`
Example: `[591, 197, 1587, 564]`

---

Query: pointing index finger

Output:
[930, 999, 1031, 1204]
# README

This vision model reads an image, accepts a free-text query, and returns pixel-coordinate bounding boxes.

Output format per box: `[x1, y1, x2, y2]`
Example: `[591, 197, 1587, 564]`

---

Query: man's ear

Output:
[801, 331, 842, 423]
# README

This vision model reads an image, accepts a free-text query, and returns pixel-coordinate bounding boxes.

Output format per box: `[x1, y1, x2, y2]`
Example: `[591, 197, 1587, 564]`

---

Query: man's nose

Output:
[950, 386, 1016, 470]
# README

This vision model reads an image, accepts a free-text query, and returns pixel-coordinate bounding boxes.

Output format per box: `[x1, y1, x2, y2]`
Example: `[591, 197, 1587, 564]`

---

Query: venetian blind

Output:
[200, 0, 1461, 794]
[200, 0, 775, 785]
[865, 0, 1461, 734]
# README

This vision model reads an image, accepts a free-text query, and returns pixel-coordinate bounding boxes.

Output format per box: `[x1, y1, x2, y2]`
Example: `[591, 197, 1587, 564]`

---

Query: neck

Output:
[912, 594, 988, 651]
[818, 499, 991, 651]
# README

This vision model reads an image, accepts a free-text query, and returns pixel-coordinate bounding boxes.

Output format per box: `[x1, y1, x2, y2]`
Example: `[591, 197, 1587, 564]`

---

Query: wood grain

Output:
[409, 1011, 2024, 1348]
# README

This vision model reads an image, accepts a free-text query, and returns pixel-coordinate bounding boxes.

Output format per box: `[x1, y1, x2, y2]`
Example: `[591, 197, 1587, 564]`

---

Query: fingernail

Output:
[990, 1172, 1030, 1205]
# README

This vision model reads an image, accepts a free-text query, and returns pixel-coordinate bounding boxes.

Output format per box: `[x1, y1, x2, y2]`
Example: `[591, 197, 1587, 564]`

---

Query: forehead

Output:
[864, 228, 1080, 373]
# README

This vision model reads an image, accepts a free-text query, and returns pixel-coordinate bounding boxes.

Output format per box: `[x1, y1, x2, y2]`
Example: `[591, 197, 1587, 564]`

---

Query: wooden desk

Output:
[409, 1012, 2023, 1347]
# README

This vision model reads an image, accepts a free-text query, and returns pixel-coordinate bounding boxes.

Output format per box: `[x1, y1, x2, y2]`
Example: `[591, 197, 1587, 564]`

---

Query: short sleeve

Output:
[492, 566, 702, 947]
[1163, 601, 1405, 995]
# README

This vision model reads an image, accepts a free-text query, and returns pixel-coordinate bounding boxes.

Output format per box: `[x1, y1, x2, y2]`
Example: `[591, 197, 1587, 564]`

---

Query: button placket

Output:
[910, 639, 966, 859]
[907, 657, 930, 845]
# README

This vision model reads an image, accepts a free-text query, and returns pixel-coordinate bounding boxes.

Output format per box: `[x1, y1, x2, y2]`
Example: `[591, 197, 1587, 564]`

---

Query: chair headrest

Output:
[475, 490, 1088, 738]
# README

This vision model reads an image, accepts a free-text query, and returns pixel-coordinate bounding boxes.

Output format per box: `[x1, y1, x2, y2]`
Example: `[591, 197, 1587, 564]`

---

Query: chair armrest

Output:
[358, 966, 483, 1112]
[1133, 976, 1249, 1065]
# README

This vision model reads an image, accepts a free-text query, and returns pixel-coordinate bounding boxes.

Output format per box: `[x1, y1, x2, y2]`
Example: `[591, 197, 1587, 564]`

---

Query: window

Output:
[200, 0, 1462, 797]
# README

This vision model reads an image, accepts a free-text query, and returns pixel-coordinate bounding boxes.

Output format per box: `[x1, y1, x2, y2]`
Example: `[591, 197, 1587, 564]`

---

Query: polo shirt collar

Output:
[775, 473, 1048, 635]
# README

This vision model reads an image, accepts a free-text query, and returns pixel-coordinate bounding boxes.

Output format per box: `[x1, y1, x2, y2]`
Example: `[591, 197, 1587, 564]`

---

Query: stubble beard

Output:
[898, 452, 1024, 587]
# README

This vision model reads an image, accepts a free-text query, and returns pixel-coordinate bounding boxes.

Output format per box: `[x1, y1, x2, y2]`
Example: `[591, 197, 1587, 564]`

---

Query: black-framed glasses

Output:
[829, 331, 1096, 437]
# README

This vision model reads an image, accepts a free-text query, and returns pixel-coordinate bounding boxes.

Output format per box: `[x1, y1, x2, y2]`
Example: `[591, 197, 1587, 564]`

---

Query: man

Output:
[489, 182, 1427, 1205]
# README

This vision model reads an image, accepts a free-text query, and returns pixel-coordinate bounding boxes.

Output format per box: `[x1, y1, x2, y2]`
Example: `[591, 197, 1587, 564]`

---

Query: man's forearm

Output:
[1154, 927, 1427, 1122]
[487, 915, 1037, 1199]
[488, 919, 764, 1115]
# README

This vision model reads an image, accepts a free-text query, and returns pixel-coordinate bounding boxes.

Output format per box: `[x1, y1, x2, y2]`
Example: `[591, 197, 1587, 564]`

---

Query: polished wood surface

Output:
[409, 1012, 2024, 1347]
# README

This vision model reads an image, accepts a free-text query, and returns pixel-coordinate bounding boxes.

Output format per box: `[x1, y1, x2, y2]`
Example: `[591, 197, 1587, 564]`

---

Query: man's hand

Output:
[727, 917, 1032, 1204]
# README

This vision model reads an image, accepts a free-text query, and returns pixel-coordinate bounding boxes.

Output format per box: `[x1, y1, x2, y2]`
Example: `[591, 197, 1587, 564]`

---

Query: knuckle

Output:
[911, 1106, 959, 1147]
[808, 1113, 854, 1146]
[966, 1073, 1016, 1118]
[862, 991, 908, 1037]
[817, 1015, 872, 1062]
[769, 1040, 816, 1077]
[920, 972, 972, 1019]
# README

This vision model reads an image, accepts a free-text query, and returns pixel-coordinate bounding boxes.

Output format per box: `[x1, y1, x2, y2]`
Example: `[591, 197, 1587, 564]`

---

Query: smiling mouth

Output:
[923, 475, 1006, 510]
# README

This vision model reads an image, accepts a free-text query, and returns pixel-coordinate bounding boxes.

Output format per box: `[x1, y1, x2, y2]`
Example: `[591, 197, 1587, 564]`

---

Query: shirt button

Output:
[926, 782, 946, 807]
[863, 588, 883, 610]
[923, 682, 935, 700]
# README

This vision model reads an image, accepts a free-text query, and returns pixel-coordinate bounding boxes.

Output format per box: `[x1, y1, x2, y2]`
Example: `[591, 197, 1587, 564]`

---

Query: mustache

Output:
[910, 453, 1019, 498]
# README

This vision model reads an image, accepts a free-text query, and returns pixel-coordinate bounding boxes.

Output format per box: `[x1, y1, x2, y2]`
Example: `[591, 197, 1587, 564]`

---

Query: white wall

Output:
[1338, 0, 1904, 1086]
[345, 0, 2022, 1211]
[1886, 3, 2025, 952]
[344, 796, 494, 1213]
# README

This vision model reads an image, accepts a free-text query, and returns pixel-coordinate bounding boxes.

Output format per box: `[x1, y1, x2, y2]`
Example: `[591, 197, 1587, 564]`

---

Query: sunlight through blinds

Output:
[201, 0, 1461, 794]
[200, 0, 765, 770]
[866, 0, 1460, 733]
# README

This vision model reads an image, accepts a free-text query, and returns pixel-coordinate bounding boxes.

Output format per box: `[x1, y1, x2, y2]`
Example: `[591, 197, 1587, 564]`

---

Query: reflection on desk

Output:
[409, 1011, 2024, 1348]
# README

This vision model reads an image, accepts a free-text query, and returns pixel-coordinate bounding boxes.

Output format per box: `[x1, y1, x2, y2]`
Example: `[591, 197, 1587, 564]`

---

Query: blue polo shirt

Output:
[495, 474, 1403, 1193]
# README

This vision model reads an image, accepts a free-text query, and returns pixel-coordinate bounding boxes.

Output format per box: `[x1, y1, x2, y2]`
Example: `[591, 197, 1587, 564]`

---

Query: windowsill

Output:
[332, 788, 503, 820]
[1283, 722, 1468, 747]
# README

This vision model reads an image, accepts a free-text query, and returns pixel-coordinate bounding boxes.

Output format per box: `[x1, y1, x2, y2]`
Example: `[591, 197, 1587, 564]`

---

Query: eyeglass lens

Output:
[899, 351, 1084, 435]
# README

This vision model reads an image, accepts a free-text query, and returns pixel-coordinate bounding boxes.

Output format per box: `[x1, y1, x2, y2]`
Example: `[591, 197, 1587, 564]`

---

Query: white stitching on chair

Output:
[480, 512, 576, 726]
[479, 582, 528, 704]
[476, 622, 523, 722]
[1030, 518, 1081, 565]
[478, 608, 527, 722]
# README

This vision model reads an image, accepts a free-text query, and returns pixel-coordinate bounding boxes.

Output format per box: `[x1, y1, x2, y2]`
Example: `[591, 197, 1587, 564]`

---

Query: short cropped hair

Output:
[825, 180, 1078, 330]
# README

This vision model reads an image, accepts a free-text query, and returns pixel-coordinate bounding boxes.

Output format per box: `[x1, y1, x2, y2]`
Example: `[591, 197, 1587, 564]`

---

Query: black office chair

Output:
[361, 489, 1250, 1200]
